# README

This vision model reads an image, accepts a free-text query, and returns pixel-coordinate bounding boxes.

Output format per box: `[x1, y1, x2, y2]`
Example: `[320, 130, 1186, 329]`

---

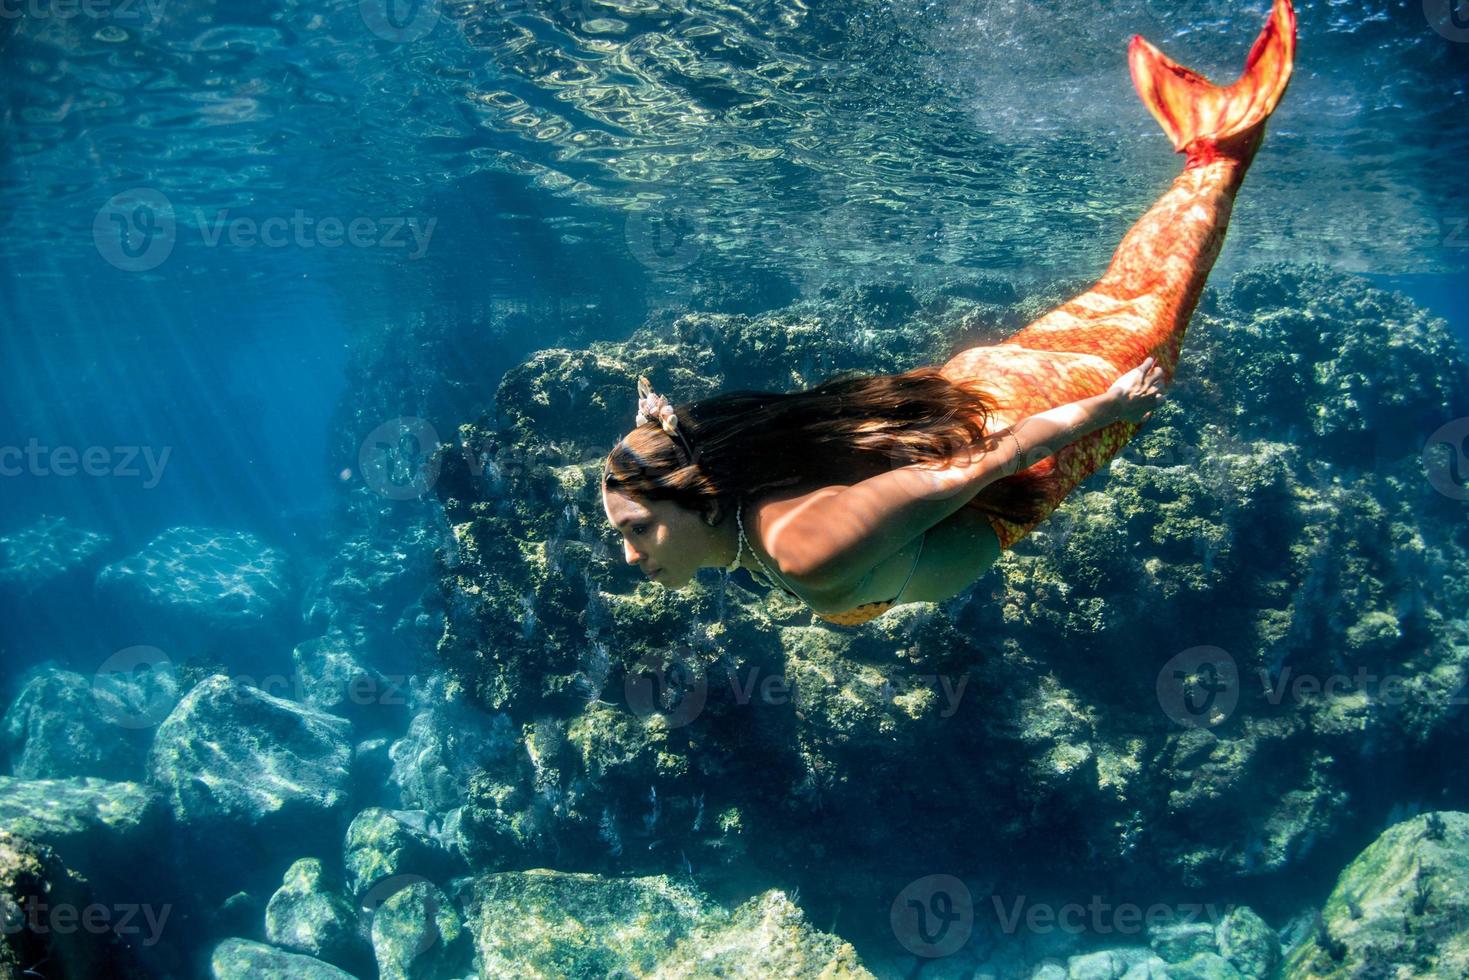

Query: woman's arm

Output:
[771, 358, 1164, 586]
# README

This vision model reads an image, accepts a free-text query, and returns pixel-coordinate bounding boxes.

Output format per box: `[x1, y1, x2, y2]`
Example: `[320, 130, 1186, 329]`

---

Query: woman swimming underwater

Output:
[603, 0, 1297, 626]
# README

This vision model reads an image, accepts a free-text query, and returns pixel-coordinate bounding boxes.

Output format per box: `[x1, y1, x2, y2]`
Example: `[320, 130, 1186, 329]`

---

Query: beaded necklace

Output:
[729, 499, 801, 600]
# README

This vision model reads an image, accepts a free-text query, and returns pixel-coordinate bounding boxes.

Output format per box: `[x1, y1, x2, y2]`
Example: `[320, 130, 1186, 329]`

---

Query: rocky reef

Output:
[426, 262, 1469, 966]
[2, 262, 1467, 977]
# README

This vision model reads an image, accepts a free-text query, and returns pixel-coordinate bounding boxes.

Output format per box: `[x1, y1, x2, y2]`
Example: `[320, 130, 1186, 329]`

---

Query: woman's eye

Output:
[632, 524, 648, 535]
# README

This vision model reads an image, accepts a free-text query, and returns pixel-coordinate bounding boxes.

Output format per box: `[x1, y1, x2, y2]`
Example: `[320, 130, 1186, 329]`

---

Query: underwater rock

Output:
[0, 830, 149, 980]
[649, 888, 874, 979]
[1214, 906, 1281, 978]
[429, 263, 1469, 914]
[0, 514, 111, 599]
[0, 776, 166, 890]
[343, 807, 457, 900]
[147, 675, 354, 843]
[388, 674, 520, 814]
[209, 937, 359, 979]
[302, 523, 443, 677]
[1, 666, 153, 779]
[1284, 810, 1469, 979]
[292, 631, 405, 731]
[459, 869, 873, 978]
[368, 878, 470, 980]
[263, 858, 369, 974]
[95, 527, 293, 660]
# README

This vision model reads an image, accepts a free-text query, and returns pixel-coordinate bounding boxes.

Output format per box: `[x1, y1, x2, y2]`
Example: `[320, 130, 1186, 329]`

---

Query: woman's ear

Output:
[703, 500, 724, 526]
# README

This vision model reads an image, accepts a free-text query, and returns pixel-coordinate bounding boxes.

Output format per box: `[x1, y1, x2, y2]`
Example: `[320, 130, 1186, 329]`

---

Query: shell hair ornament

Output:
[635, 374, 696, 460]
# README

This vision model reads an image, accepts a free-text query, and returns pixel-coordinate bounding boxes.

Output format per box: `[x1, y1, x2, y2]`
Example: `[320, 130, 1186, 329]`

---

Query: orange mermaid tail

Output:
[944, 0, 1297, 551]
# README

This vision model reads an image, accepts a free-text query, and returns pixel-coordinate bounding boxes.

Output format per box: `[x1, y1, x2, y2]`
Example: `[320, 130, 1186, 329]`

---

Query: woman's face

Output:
[602, 490, 713, 589]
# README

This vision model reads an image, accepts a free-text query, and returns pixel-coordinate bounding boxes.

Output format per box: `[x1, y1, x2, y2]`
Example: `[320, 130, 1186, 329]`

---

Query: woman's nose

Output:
[624, 540, 643, 563]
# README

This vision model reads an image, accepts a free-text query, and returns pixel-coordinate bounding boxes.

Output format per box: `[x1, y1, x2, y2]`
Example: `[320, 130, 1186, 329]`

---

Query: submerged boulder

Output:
[344, 807, 457, 900]
[292, 631, 406, 732]
[1, 667, 153, 779]
[388, 674, 520, 814]
[369, 878, 469, 980]
[264, 858, 369, 975]
[0, 776, 166, 889]
[209, 937, 358, 979]
[0, 514, 111, 599]
[95, 527, 293, 661]
[0, 830, 149, 979]
[1285, 811, 1469, 979]
[147, 676, 354, 851]
[458, 869, 872, 977]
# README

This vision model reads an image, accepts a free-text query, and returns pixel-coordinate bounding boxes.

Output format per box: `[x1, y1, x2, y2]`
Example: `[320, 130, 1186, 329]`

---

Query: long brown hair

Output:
[601, 365, 1053, 528]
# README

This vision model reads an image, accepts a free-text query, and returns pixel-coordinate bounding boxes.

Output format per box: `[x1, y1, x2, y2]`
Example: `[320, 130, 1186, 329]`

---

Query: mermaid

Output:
[602, 0, 1297, 626]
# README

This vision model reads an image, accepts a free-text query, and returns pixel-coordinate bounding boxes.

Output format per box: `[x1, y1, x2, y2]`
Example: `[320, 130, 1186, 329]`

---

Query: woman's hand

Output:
[1106, 355, 1166, 424]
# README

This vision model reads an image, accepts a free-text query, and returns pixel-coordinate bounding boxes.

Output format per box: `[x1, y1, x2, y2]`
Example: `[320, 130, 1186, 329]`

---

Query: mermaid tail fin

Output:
[1128, 0, 1297, 168]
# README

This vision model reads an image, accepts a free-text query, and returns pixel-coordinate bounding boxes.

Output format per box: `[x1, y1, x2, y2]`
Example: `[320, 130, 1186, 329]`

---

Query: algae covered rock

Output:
[292, 630, 404, 730]
[209, 937, 359, 979]
[388, 673, 520, 814]
[1285, 810, 1469, 979]
[651, 888, 875, 979]
[264, 858, 368, 974]
[1, 667, 151, 779]
[369, 878, 469, 980]
[459, 869, 874, 978]
[147, 675, 354, 837]
[344, 807, 456, 899]
[1, 829, 150, 979]
[0, 776, 166, 887]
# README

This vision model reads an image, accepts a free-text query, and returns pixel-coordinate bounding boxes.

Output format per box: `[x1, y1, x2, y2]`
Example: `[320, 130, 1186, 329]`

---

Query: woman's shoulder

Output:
[745, 480, 866, 605]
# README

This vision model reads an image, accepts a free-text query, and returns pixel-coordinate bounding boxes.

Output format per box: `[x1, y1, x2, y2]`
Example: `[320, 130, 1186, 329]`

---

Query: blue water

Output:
[3, 0, 1469, 977]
